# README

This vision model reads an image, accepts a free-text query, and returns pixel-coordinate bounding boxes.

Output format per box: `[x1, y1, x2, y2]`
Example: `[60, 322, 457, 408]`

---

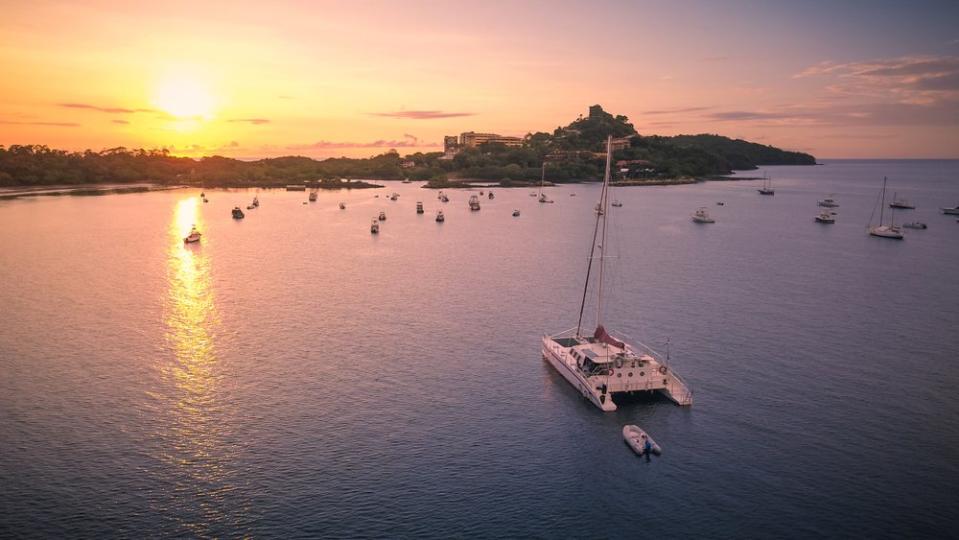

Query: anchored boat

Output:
[542, 136, 692, 412]
[623, 425, 661, 456]
[868, 177, 903, 239]
[692, 207, 714, 223]
[183, 225, 202, 243]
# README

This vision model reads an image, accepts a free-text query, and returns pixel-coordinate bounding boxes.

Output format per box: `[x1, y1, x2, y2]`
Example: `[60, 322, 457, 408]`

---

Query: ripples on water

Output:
[1, 160, 958, 538]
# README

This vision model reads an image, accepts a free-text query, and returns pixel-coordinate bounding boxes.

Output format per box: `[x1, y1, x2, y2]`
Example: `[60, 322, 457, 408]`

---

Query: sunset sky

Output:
[1, 0, 957, 159]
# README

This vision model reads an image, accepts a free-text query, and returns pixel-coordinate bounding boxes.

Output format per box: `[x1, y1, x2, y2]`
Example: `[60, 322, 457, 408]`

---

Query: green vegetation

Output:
[0, 105, 814, 187]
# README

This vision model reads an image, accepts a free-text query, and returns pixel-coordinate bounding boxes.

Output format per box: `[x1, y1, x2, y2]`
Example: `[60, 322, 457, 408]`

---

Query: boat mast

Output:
[880, 177, 887, 226]
[596, 136, 613, 328]
[540, 162, 546, 197]
[576, 136, 613, 336]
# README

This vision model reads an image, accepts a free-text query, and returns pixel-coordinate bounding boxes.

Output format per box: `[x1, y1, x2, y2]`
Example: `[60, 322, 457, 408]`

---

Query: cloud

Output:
[111, 119, 130, 125]
[793, 55, 959, 102]
[0, 120, 80, 127]
[372, 110, 475, 120]
[287, 133, 434, 150]
[59, 102, 154, 114]
[227, 118, 270, 125]
[643, 106, 713, 115]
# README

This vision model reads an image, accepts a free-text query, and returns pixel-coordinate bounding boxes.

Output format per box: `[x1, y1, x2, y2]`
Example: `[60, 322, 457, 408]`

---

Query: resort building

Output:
[458, 131, 524, 148]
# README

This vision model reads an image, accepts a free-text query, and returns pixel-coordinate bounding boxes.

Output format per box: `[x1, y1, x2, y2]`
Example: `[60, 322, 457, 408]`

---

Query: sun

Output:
[153, 76, 215, 119]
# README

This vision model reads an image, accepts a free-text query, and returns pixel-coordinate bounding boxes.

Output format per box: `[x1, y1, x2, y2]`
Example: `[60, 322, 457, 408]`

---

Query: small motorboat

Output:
[815, 209, 835, 224]
[623, 425, 661, 456]
[479, 190, 484, 196]
[378, 211, 387, 221]
[232, 207, 244, 219]
[529, 192, 537, 197]
[402, 179, 412, 184]
[889, 193, 914, 209]
[570, 193, 576, 197]
[202, 197, 209, 203]
[716, 201, 725, 206]
[252, 196, 259, 208]
[468, 195, 481, 211]
[183, 225, 202, 243]
[902, 221, 927, 229]
[200, 192, 205, 198]
[488, 191, 494, 199]
[247, 204, 255, 210]
[940, 205, 959, 215]
[437, 191, 445, 200]
[611, 200, 623, 207]
[309, 190, 318, 202]
[538, 193, 553, 204]
[512, 209, 520, 217]
[594, 203, 604, 215]
[390, 193, 399, 201]
[818, 196, 839, 208]
[370, 219, 379, 234]
[692, 207, 714, 223]
[416, 202, 424, 214]
[339, 202, 346, 210]
[436, 210, 445, 222]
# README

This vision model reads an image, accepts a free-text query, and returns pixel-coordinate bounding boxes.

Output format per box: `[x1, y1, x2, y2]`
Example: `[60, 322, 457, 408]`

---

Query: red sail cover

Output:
[594, 325, 625, 349]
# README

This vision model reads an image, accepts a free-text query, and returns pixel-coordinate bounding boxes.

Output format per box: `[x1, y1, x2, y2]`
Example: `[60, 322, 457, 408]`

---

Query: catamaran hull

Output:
[542, 337, 617, 412]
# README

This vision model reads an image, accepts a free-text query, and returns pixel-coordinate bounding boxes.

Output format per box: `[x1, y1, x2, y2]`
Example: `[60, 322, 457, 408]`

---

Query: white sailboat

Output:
[868, 177, 904, 240]
[542, 136, 692, 412]
[538, 162, 553, 203]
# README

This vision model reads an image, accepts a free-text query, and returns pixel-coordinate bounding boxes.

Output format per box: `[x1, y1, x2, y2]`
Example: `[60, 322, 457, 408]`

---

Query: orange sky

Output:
[1, 0, 957, 159]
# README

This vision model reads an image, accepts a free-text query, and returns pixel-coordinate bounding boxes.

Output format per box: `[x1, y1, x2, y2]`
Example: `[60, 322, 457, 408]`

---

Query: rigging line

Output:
[576, 138, 612, 337]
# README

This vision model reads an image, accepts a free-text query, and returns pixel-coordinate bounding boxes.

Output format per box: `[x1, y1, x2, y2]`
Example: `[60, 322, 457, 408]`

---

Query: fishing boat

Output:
[436, 210, 445, 222]
[902, 221, 927, 229]
[468, 195, 481, 211]
[183, 225, 202, 243]
[868, 177, 904, 239]
[378, 211, 387, 221]
[231, 207, 244, 219]
[623, 425, 661, 456]
[815, 209, 835, 224]
[416, 201, 424, 214]
[692, 207, 714, 223]
[370, 219, 379, 234]
[541, 137, 692, 412]
[512, 209, 520, 217]
[309, 190, 318, 202]
[889, 193, 914, 209]
[757, 174, 775, 195]
[940, 205, 959, 215]
[339, 202, 346, 210]
[818, 196, 839, 208]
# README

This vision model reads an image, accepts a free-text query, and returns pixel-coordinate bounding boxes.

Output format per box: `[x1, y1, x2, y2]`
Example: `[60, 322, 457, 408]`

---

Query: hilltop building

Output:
[441, 131, 524, 158]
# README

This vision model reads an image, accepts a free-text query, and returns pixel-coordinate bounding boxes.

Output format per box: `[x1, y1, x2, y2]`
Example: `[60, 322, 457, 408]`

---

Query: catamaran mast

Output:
[576, 136, 613, 336]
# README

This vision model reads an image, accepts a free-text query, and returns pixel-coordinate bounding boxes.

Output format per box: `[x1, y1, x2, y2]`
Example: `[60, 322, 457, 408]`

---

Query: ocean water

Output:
[1, 160, 958, 538]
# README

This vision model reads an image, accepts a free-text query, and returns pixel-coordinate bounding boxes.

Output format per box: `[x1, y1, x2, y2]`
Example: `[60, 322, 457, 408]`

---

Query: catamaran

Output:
[541, 136, 692, 412]
[868, 177, 903, 239]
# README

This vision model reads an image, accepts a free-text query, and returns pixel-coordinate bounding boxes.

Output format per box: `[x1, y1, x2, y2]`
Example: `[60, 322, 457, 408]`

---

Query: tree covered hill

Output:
[0, 105, 815, 187]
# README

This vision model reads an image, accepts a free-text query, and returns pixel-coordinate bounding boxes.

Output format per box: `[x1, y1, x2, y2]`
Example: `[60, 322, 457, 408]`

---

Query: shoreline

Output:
[0, 181, 384, 200]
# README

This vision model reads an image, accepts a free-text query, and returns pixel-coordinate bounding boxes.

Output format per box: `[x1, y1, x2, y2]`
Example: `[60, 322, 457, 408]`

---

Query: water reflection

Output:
[161, 197, 236, 534]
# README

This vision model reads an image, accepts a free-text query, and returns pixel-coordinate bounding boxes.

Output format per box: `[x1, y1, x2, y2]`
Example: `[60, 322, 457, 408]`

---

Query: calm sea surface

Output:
[2, 160, 958, 538]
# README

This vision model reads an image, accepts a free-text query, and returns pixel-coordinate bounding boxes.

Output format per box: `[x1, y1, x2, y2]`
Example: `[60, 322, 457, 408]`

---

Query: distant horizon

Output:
[1, 1, 957, 159]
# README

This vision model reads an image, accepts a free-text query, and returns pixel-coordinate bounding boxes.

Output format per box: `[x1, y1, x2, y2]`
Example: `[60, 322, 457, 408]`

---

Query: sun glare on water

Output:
[153, 76, 215, 120]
